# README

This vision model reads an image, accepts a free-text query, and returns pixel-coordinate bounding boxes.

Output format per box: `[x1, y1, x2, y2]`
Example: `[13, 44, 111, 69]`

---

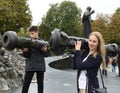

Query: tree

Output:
[109, 8, 120, 44]
[92, 13, 111, 43]
[57, 1, 82, 36]
[40, 1, 82, 40]
[0, 0, 32, 35]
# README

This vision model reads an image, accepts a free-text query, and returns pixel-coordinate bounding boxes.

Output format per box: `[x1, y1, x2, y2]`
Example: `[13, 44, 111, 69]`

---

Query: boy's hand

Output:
[22, 48, 28, 52]
[41, 45, 47, 52]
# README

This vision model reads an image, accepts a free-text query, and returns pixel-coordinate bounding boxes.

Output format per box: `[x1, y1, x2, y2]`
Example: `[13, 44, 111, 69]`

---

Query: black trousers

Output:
[21, 71, 44, 93]
[102, 69, 107, 76]
[118, 62, 120, 76]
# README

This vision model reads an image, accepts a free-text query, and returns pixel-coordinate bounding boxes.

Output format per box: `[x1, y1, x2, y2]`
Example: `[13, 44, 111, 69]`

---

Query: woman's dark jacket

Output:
[73, 50, 102, 93]
[22, 39, 49, 72]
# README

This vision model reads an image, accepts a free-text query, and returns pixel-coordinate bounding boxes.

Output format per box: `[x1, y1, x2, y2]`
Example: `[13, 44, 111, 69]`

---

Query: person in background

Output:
[102, 55, 109, 76]
[111, 57, 117, 72]
[116, 46, 120, 77]
[74, 31, 106, 93]
[112, 57, 117, 72]
[21, 26, 49, 93]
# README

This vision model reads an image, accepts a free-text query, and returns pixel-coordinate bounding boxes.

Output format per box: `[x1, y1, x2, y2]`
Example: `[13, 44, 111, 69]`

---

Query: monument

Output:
[82, 6, 95, 38]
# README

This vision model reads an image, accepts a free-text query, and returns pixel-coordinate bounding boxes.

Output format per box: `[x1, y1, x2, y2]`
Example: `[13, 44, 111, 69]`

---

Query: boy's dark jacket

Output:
[73, 50, 102, 93]
[22, 39, 49, 72]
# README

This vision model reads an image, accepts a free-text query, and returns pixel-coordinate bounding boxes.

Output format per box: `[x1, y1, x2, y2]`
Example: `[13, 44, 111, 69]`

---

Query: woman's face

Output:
[88, 35, 99, 51]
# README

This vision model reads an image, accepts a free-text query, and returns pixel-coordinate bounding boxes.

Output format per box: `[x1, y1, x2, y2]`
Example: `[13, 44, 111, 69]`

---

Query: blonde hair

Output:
[89, 31, 106, 69]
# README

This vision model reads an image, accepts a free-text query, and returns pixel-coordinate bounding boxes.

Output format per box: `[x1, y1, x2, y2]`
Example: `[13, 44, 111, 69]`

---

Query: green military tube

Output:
[1, 31, 48, 50]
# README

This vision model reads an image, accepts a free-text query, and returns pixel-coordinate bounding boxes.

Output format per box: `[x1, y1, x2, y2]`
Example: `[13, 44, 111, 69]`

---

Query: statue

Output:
[1, 29, 119, 57]
[82, 6, 95, 38]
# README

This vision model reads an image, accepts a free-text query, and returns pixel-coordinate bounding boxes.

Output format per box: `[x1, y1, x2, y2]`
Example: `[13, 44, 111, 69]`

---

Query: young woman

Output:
[73, 31, 106, 93]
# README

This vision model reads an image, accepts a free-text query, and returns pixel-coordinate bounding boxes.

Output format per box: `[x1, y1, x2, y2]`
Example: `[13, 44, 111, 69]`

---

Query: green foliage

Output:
[39, 1, 120, 45]
[18, 27, 29, 37]
[92, 9, 120, 45]
[115, 7, 120, 15]
[39, 23, 50, 40]
[57, 1, 82, 36]
[109, 13, 120, 44]
[40, 1, 82, 40]
[0, 0, 32, 35]
[92, 14, 110, 43]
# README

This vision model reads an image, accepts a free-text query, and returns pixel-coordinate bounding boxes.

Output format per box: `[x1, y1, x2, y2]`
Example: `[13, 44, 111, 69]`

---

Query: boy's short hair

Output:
[27, 26, 39, 32]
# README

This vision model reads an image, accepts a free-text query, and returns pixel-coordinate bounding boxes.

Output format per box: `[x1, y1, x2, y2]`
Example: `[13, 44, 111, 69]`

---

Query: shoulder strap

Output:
[99, 68, 107, 89]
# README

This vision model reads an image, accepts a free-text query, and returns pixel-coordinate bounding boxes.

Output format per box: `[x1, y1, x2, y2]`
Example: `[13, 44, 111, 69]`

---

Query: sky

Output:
[27, 0, 120, 25]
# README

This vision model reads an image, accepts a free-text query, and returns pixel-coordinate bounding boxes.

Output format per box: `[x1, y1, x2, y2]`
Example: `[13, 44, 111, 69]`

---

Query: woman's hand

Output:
[74, 41, 82, 50]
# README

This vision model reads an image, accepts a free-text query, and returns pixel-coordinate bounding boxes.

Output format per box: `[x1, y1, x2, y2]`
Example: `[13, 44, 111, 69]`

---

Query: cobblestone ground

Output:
[11, 56, 120, 93]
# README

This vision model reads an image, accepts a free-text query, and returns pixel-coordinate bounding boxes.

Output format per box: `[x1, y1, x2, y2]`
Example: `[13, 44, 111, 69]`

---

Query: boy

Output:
[21, 26, 49, 93]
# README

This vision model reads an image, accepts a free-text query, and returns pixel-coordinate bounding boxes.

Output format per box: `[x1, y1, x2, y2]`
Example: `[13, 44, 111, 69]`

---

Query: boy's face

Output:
[29, 31, 39, 39]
